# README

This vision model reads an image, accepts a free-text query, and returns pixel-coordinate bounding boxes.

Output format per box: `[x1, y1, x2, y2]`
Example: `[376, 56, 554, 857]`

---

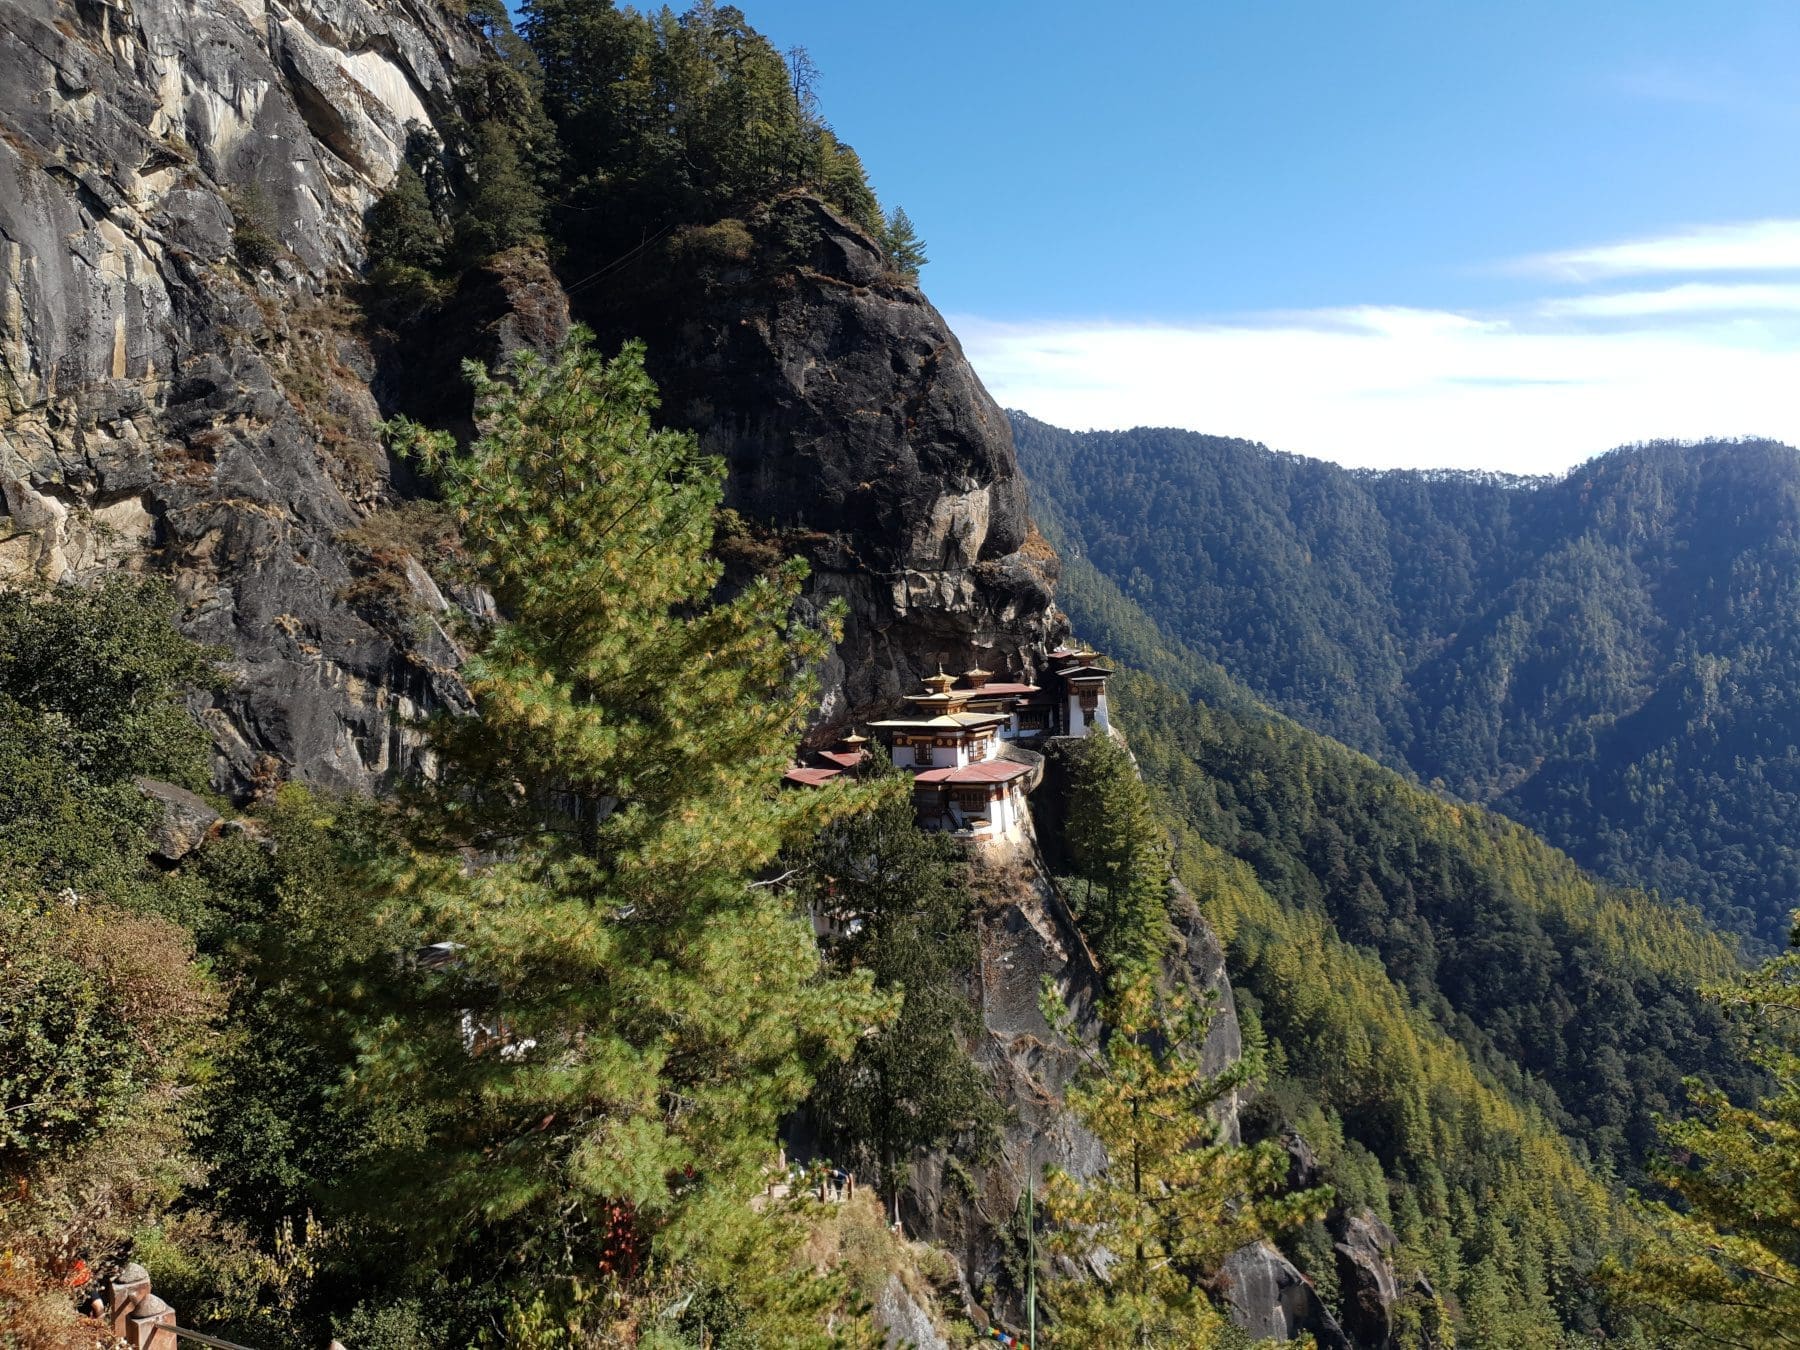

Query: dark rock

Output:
[1216, 1241, 1352, 1347]
[903, 849, 1107, 1314]
[133, 777, 221, 862]
[575, 194, 1066, 723]
[1282, 1130, 1323, 1192]
[904, 838, 1248, 1323]
[376, 246, 572, 442]
[1332, 1209, 1405, 1349]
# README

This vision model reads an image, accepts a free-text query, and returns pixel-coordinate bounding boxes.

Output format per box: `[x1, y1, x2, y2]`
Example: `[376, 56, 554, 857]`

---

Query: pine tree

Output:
[1598, 911, 1800, 1346]
[1065, 735, 1171, 973]
[800, 750, 1002, 1202]
[365, 165, 444, 273]
[1038, 975, 1331, 1347]
[879, 205, 928, 278]
[455, 120, 545, 260]
[370, 329, 888, 1340]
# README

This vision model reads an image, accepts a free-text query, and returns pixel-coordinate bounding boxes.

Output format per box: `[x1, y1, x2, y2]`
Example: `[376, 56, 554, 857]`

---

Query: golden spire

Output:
[923, 662, 957, 695]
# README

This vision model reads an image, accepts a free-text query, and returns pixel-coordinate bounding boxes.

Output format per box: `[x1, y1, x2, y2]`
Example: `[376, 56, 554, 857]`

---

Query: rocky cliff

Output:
[0, 0, 1062, 786]
[0, 0, 484, 794]
[571, 193, 1065, 728]
[0, 0, 1349, 1340]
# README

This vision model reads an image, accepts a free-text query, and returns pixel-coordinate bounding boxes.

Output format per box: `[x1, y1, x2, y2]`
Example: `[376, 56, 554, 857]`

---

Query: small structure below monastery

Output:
[782, 646, 1113, 847]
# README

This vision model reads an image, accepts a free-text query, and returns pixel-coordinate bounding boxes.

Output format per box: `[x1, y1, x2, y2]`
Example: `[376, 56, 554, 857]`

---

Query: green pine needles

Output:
[1599, 915, 1800, 1346]
[1038, 975, 1331, 1347]
[1064, 735, 1173, 975]
[374, 330, 889, 1341]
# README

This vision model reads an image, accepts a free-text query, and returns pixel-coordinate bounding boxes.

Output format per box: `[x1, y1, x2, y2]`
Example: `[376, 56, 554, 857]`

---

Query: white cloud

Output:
[1539, 282, 1800, 318]
[954, 305, 1800, 474]
[1517, 220, 1800, 281]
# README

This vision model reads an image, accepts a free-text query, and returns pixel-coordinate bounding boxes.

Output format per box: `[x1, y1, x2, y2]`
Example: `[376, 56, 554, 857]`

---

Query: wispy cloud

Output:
[1516, 220, 1800, 281]
[959, 220, 1800, 473]
[955, 305, 1800, 474]
[1538, 282, 1800, 318]
[1607, 65, 1742, 109]
[1602, 63, 1800, 124]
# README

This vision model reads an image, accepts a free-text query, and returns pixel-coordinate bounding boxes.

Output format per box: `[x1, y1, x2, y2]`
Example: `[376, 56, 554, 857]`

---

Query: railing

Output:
[97, 1265, 336, 1350]
[169, 1327, 266, 1350]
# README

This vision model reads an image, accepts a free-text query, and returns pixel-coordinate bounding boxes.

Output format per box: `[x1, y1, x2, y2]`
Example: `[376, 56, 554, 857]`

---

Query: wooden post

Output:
[1026, 1174, 1037, 1350]
[107, 1263, 176, 1350]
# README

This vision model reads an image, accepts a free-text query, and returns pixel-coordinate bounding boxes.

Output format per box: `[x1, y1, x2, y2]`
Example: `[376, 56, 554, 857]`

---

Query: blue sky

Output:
[546, 2, 1800, 471]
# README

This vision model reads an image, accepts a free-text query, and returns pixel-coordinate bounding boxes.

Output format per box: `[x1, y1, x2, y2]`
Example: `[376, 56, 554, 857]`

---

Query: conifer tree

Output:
[455, 120, 546, 260]
[1037, 975, 1331, 1347]
[1065, 735, 1171, 973]
[879, 205, 928, 278]
[365, 165, 444, 273]
[371, 330, 888, 1340]
[1598, 912, 1800, 1346]
[799, 750, 1001, 1203]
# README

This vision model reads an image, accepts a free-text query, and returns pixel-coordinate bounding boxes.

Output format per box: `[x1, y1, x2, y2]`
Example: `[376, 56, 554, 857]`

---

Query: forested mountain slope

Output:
[1060, 553, 1758, 1343]
[1017, 413, 1800, 940]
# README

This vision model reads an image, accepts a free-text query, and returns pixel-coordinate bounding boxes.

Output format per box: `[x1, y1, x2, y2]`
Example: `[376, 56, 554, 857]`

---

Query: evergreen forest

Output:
[1016, 414, 1800, 943]
[1034, 548, 1793, 1344]
[4, 0, 1799, 1346]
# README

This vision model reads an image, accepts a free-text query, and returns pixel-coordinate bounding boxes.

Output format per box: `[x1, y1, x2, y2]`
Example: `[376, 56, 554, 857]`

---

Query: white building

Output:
[782, 649, 1112, 845]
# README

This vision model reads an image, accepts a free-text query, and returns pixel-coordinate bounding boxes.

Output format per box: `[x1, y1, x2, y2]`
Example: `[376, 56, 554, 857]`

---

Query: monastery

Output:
[783, 645, 1114, 845]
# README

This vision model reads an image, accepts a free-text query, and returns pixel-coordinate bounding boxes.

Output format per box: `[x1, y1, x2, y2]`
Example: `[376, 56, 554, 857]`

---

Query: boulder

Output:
[1216, 1241, 1351, 1347]
[1333, 1210, 1405, 1349]
[134, 778, 221, 862]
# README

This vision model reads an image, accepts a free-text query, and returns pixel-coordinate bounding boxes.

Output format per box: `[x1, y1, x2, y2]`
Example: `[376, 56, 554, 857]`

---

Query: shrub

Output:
[229, 186, 281, 269]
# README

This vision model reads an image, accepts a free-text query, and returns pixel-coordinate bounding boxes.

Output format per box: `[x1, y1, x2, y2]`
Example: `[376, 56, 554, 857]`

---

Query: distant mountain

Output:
[1016, 413, 1800, 941]
[1046, 547, 1754, 1342]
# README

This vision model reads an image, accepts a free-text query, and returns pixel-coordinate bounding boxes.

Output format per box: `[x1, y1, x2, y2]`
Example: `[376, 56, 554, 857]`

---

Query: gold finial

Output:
[923, 663, 957, 694]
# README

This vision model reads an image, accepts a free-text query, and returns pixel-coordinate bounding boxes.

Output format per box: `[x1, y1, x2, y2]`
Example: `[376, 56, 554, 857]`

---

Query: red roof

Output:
[817, 749, 868, 770]
[783, 766, 843, 788]
[967, 682, 1039, 698]
[911, 761, 1031, 785]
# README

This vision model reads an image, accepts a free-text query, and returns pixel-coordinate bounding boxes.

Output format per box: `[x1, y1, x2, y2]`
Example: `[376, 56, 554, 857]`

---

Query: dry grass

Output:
[799, 1189, 963, 1339]
[1018, 522, 1059, 564]
[0, 1253, 115, 1350]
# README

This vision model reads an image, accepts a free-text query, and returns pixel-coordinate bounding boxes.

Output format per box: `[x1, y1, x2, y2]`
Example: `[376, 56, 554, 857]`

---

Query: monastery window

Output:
[913, 740, 934, 766]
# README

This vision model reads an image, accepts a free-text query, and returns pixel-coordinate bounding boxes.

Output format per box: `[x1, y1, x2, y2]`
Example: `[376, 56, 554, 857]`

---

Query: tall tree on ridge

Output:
[370, 329, 889, 1341]
[1599, 910, 1800, 1346]
[1039, 975, 1331, 1347]
[799, 751, 1002, 1206]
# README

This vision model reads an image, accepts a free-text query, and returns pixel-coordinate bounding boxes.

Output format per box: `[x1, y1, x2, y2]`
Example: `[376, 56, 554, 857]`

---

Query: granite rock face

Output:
[1217, 1242, 1352, 1348]
[1332, 1210, 1406, 1349]
[872, 1275, 950, 1350]
[0, 0, 490, 795]
[903, 813, 1250, 1331]
[0, 0, 1058, 787]
[574, 194, 1067, 726]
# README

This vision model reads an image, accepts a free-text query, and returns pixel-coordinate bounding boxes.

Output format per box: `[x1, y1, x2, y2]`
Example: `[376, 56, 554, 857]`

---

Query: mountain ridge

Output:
[1016, 410, 1800, 940]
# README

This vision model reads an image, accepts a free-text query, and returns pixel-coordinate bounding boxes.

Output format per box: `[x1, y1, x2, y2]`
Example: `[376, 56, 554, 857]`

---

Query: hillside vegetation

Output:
[1043, 546, 1763, 1342]
[1017, 414, 1800, 942]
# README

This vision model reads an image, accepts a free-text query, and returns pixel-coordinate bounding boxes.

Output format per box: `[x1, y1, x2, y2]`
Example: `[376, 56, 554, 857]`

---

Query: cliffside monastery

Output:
[783, 645, 1113, 845]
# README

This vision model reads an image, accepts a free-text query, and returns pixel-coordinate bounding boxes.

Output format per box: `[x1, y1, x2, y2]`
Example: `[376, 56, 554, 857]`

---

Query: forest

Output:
[1047, 546, 1800, 1345]
[1016, 413, 1800, 943]
[6, 0, 1800, 1345]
